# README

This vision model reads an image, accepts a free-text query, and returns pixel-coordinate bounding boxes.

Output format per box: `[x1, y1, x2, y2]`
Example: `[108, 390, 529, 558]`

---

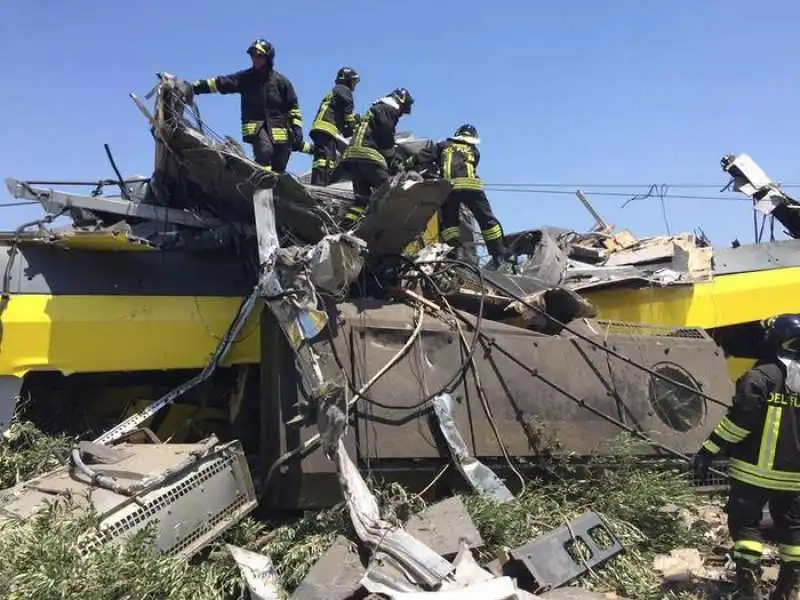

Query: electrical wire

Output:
[327, 256, 486, 412]
[483, 181, 800, 189]
[407, 257, 718, 482]
[262, 304, 426, 493]
[444, 292, 528, 494]
[480, 333, 728, 479]
[438, 257, 730, 408]
[480, 187, 748, 202]
[0, 201, 39, 208]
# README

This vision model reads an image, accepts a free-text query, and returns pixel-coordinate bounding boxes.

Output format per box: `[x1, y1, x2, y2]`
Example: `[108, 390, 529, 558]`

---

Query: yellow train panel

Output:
[0, 294, 261, 378]
[583, 266, 800, 381]
[583, 266, 800, 329]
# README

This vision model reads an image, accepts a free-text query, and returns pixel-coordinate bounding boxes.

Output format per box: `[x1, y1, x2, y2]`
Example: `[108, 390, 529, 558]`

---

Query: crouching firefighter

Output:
[411, 124, 512, 267]
[310, 67, 360, 186]
[692, 313, 800, 600]
[340, 88, 414, 225]
[191, 39, 311, 173]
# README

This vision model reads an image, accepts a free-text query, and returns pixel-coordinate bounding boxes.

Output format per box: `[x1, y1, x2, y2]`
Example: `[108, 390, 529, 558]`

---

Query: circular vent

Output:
[648, 363, 706, 432]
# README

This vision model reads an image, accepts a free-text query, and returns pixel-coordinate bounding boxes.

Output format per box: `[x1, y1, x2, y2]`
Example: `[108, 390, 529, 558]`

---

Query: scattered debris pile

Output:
[0, 421, 743, 600]
[0, 74, 760, 599]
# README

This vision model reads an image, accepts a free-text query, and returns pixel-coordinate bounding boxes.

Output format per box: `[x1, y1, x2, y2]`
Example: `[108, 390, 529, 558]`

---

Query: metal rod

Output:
[576, 189, 611, 232]
[15, 179, 150, 187]
[104, 143, 131, 201]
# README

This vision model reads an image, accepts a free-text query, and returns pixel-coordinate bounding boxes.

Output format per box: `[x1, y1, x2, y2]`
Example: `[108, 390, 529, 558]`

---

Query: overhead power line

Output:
[0, 201, 39, 208]
[483, 182, 800, 189]
[481, 186, 748, 202]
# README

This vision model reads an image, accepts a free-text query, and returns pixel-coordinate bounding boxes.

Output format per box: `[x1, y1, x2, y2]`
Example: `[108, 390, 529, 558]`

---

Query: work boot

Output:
[770, 563, 800, 600]
[729, 560, 763, 600]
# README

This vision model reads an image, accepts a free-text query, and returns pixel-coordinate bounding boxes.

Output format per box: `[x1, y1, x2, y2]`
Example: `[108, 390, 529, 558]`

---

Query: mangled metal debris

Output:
[0, 435, 257, 558]
[227, 544, 284, 600]
[0, 68, 754, 600]
[404, 497, 484, 559]
[488, 512, 623, 594]
[432, 393, 513, 503]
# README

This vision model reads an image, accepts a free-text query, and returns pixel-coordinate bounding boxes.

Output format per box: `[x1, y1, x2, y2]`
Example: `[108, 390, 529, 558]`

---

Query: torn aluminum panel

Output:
[722, 152, 800, 239]
[253, 188, 341, 410]
[309, 233, 367, 294]
[5, 177, 221, 230]
[0, 437, 257, 558]
[335, 437, 454, 589]
[432, 393, 513, 503]
[227, 544, 283, 600]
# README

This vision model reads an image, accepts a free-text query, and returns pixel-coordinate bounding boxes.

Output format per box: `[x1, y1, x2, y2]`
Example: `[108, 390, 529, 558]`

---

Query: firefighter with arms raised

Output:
[340, 87, 414, 225]
[310, 67, 360, 186]
[693, 313, 800, 599]
[190, 39, 311, 173]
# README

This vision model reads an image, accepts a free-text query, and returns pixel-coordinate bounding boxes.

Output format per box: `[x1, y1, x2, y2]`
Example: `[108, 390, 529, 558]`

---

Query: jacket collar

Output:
[449, 135, 480, 145]
[377, 96, 400, 110]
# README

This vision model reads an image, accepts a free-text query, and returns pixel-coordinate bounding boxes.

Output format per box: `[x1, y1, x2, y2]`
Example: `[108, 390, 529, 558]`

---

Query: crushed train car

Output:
[0, 74, 734, 512]
[490, 153, 800, 382]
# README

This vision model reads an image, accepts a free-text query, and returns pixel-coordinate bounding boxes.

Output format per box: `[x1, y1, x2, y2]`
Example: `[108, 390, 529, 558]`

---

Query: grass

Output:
[0, 421, 720, 600]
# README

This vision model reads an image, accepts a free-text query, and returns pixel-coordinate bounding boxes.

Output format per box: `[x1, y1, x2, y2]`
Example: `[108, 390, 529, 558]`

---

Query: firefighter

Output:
[411, 124, 512, 267]
[340, 87, 414, 225]
[310, 67, 360, 186]
[692, 313, 800, 600]
[191, 39, 311, 173]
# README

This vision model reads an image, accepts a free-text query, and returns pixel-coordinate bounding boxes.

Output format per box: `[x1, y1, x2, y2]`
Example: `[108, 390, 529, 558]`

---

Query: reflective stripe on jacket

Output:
[311, 83, 357, 139]
[702, 360, 800, 491]
[193, 67, 302, 143]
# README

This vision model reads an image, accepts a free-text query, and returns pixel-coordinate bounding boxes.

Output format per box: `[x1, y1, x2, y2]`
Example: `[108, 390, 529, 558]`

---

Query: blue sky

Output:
[2, 0, 800, 246]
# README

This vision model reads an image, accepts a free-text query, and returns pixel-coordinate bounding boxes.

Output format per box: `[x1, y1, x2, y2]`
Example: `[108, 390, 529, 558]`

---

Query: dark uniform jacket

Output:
[311, 83, 357, 139]
[193, 67, 302, 144]
[342, 97, 401, 167]
[413, 137, 483, 191]
[702, 359, 800, 491]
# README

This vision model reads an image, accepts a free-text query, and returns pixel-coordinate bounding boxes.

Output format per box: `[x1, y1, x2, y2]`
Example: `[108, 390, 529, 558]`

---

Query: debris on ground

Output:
[0, 73, 777, 600]
[0, 421, 743, 599]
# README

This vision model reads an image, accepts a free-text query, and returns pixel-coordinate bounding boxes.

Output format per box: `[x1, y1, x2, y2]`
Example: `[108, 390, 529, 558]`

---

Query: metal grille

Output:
[77, 443, 256, 558]
[594, 319, 709, 340]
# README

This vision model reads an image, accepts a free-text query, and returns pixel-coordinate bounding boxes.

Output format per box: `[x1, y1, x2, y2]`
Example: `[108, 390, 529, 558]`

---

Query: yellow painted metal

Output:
[53, 231, 156, 251]
[583, 266, 800, 329]
[16, 230, 157, 251]
[402, 213, 440, 256]
[0, 294, 261, 378]
[583, 265, 800, 381]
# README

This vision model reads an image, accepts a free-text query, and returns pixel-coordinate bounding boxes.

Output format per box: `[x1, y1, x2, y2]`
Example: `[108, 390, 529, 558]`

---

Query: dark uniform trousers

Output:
[727, 480, 800, 566]
[310, 130, 338, 186]
[342, 160, 389, 222]
[252, 126, 291, 174]
[440, 189, 505, 255]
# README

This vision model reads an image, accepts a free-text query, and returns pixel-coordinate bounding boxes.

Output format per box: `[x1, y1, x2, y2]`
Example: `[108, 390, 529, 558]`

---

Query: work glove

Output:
[291, 125, 305, 152]
[690, 447, 714, 484]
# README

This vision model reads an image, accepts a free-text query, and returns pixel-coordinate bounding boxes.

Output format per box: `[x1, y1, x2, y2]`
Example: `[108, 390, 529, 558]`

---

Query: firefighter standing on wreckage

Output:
[309, 67, 360, 186]
[190, 39, 311, 173]
[410, 124, 513, 267]
[340, 87, 414, 225]
[693, 313, 800, 600]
